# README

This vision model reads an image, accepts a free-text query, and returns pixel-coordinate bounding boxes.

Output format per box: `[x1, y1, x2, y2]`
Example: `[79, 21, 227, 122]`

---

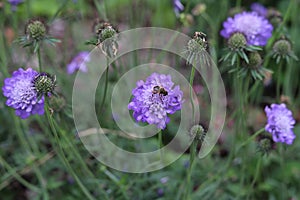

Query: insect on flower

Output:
[152, 85, 168, 102]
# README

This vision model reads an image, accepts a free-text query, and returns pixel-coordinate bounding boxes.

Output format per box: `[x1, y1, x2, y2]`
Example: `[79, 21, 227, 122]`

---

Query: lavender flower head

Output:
[2, 68, 44, 119]
[8, 0, 23, 11]
[220, 11, 273, 46]
[251, 3, 268, 17]
[128, 73, 183, 130]
[265, 103, 296, 145]
[173, 0, 184, 16]
[67, 51, 90, 74]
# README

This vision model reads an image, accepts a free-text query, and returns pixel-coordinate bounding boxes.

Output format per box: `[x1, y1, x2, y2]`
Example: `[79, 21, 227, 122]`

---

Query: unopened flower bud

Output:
[257, 136, 274, 155]
[273, 39, 292, 57]
[190, 125, 206, 143]
[26, 19, 47, 41]
[228, 32, 247, 51]
[245, 52, 262, 69]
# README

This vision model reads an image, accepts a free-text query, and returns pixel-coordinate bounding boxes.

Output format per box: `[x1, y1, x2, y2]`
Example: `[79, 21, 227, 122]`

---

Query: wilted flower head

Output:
[173, 0, 184, 16]
[128, 73, 183, 129]
[220, 11, 273, 46]
[2, 68, 44, 119]
[265, 103, 296, 145]
[8, 0, 23, 11]
[67, 51, 90, 74]
[251, 3, 267, 17]
[33, 72, 56, 99]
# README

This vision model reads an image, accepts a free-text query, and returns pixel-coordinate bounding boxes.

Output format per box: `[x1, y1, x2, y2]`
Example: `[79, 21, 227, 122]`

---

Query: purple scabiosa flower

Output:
[265, 103, 296, 145]
[8, 0, 23, 11]
[2, 68, 44, 119]
[128, 73, 183, 130]
[67, 51, 90, 74]
[220, 11, 273, 46]
[173, 0, 184, 16]
[251, 3, 267, 17]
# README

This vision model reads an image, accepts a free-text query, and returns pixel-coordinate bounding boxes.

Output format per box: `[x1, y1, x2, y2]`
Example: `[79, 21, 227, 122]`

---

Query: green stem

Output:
[44, 101, 96, 200]
[37, 48, 42, 72]
[99, 58, 110, 112]
[237, 128, 265, 151]
[189, 66, 196, 120]
[50, 0, 70, 23]
[0, 156, 41, 193]
[100, 166, 130, 200]
[158, 130, 163, 149]
[184, 140, 197, 200]
[247, 157, 262, 200]
[276, 61, 283, 102]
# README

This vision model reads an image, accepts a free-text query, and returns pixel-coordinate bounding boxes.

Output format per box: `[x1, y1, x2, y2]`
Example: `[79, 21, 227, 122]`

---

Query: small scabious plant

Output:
[264, 103, 296, 145]
[128, 73, 183, 129]
[67, 51, 90, 74]
[2, 68, 44, 119]
[220, 9, 273, 80]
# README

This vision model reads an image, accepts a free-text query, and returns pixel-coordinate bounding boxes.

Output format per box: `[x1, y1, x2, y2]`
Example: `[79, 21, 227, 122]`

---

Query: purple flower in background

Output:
[8, 0, 23, 11]
[251, 3, 267, 17]
[2, 68, 44, 119]
[67, 51, 90, 74]
[173, 0, 184, 16]
[220, 11, 273, 46]
[265, 103, 296, 145]
[128, 73, 183, 129]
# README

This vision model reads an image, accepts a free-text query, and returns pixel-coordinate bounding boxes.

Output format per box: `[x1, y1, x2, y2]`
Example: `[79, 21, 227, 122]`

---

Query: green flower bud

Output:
[26, 19, 47, 41]
[257, 137, 273, 155]
[228, 32, 247, 51]
[245, 52, 262, 69]
[49, 95, 66, 112]
[190, 125, 206, 143]
[272, 39, 292, 57]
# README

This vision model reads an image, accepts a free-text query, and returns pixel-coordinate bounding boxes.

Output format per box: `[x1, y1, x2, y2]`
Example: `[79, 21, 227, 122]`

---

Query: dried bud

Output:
[33, 72, 56, 99]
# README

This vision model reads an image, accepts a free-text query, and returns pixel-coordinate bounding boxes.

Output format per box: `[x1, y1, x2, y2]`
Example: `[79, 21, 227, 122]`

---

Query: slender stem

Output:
[37, 48, 42, 72]
[50, 0, 70, 23]
[276, 61, 283, 102]
[237, 128, 265, 151]
[247, 157, 262, 200]
[100, 166, 130, 200]
[0, 156, 41, 193]
[158, 130, 163, 149]
[99, 58, 110, 112]
[184, 140, 197, 200]
[44, 100, 96, 200]
[189, 66, 196, 120]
